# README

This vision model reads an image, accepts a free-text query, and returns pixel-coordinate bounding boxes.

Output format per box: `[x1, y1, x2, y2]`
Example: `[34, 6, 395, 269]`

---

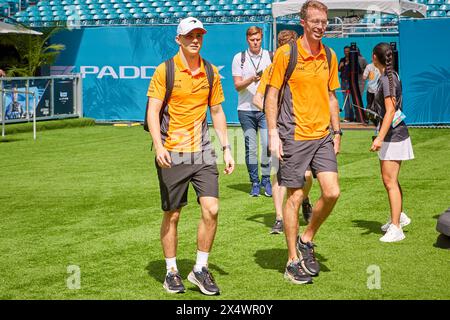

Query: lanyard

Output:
[247, 50, 263, 73]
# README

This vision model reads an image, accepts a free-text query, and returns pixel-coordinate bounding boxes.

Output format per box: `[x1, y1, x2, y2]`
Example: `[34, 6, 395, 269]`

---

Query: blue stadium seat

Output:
[237, 4, 251, 10]
[426, 4, 440, 10]
[173, 11, 187, 18]
[243, 9, 257, 16]
[182, 5, 195, 12]
[428, 10, 446, 16]
[151, 2, 164, 8]
[222, 4, 235, 10]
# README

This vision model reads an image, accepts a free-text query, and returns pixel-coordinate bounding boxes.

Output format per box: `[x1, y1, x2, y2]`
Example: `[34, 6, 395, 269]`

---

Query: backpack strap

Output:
[144, 58, 174, 133]
[162, 58, 175, 116]
[203, 58, 214, 107]
[269, 50, 274, 62]
[240, 50, 246, 69]
[262, 41, 297, 113]
[324, 45, 332, 90]
[284, 41, 298, 85]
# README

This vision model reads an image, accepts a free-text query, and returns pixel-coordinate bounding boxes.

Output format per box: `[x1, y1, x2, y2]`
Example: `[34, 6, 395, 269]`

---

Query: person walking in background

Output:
[146, 17, 235, 295]
[232, 26, 273, 197]
[265, 0, 342, 285]
[370, 42, 414, 242]
[357, 47, 368, 101]
[253, 29, 313, 235]
[338, 46, 353, 122]
[363, 60, 381, 125]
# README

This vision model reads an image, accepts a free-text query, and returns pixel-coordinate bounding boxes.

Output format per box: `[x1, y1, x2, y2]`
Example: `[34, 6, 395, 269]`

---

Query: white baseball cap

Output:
[177, 17, 207, 36]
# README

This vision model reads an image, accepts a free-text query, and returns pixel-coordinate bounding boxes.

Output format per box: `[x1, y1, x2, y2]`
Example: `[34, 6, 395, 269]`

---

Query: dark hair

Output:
[300, 0, 328, 20]
[277, 30, 298, 47]
[373, 42, 395, 102]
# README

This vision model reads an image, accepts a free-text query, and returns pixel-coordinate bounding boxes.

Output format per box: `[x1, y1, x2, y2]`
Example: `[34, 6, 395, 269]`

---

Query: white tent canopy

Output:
[272, 0, 427, 19]
[0, 21, 42, 35]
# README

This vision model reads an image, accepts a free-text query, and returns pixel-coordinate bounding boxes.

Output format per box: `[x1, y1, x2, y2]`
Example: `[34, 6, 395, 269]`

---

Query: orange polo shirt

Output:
[269, 37, 340, 140]
[147, 53, 225, 152]
[256, 63, 273, 95]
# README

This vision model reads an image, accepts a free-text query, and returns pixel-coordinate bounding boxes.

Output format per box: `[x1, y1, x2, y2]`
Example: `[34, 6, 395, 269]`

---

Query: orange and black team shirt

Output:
[269, 37, 340, 141]
[256, 63, 273, 96]
[147, 52, 225, 152]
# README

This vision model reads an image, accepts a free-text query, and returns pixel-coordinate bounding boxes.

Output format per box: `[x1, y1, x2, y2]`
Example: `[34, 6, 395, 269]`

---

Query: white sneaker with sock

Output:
[379, 224, 405, 242]
[381, 212, 411, 232]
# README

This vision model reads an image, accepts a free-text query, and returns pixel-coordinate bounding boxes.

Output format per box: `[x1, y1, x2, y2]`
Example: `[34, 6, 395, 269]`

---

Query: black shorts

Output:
[156, 149, 219, 212]
[278, 134, 338, 188]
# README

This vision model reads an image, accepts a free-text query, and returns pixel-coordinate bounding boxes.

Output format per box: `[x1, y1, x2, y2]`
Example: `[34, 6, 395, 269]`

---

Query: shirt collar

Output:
[297, 37, 326, 60]
[174, 52, 206, 75]
[247, 48, 263, 58]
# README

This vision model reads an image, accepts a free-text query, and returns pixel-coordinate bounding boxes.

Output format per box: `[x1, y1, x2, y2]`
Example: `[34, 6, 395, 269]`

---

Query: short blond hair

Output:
[277, 30, 298, 47]
[300, 0, 328, 20]
[246, 26, 263, 38]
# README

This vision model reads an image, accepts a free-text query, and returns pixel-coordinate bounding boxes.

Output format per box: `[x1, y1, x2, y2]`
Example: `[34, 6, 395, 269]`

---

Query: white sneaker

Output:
[379, 224, 405, 242]
[381, 212, 411, 232]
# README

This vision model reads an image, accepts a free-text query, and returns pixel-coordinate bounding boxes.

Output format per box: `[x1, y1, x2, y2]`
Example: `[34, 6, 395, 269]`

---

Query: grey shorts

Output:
[278, 134, 338, 188]
[155, 149, 219, 212]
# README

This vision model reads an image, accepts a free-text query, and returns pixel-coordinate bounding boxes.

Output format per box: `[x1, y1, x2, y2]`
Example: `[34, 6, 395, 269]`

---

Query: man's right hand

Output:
[269, 131, 283, 161]
[156, 146, 172, 168]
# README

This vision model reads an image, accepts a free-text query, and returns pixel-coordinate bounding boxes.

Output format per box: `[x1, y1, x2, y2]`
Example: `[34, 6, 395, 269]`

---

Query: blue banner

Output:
[52, 24, 272, 123]
[52, 21, 450, 126]
[399, 19, 450, 125]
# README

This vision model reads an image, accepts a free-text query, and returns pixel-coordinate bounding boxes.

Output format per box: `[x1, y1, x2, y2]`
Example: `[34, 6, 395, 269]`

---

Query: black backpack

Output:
[143, 57, 215, 132]
[263, 42, 332, 112]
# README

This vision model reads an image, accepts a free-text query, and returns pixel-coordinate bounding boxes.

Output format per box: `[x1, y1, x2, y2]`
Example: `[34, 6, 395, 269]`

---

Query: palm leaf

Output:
[405, 66, 450, 124]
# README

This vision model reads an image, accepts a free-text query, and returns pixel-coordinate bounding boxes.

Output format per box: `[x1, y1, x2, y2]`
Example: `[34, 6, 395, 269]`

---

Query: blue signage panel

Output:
[399, 19, 450, 125]
[52, 24, 272, 123]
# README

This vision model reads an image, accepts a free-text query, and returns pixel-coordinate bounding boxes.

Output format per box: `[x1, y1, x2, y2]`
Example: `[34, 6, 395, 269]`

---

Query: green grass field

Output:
[0, 123, 449, 300]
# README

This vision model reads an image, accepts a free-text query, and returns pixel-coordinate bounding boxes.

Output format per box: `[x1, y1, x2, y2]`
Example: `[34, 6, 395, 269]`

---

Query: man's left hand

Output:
[223, 150, 235, 175]
[333, 134, 341, 155]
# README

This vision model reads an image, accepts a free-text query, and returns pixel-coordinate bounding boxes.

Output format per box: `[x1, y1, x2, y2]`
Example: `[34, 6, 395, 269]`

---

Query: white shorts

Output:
[378, 137, 415, 161]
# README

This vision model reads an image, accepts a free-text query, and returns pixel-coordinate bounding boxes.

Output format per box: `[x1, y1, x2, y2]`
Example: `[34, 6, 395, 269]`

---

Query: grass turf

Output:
[0, 124, 449, 300]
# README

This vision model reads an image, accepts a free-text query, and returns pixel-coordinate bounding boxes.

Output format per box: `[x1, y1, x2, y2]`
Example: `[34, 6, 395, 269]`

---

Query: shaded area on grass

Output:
[434, 234, 450, 250]
[352, 220, 384, 235]
[1, 117, 95, 135]
[247, 213, 275, 228]
[227, 183, 251, 194]
[254, 249, 330, 274]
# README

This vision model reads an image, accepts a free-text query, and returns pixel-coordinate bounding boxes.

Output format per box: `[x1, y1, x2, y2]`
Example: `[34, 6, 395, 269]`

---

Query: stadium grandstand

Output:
[0, 0, 449, 29]
[1, 0, 449, 126]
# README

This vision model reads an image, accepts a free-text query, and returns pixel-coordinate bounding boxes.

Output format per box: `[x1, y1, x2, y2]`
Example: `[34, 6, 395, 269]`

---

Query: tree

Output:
[1, 27, 65, 77]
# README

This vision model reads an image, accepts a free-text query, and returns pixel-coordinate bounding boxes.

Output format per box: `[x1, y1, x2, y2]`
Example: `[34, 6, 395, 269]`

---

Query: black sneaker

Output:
[163, 270, 185, 293]
[270, 219, 283, 234]
[188, 267, 220, 295]
[284, 260, 313, 284]
[296, 236, 320, 276]
[302, 198, 313, 223]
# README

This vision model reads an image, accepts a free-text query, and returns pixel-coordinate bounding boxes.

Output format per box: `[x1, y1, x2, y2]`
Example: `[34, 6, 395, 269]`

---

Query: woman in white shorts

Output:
[370, 42, 414, 243]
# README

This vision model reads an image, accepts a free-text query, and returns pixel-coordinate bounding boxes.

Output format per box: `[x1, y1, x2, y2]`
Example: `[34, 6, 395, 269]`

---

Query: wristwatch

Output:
[333, 129, 343, 136]
[222, 144, 231, 152]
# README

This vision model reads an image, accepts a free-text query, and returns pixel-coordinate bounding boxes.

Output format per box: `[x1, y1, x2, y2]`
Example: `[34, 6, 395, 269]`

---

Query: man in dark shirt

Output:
[338, 46, 353, 122]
